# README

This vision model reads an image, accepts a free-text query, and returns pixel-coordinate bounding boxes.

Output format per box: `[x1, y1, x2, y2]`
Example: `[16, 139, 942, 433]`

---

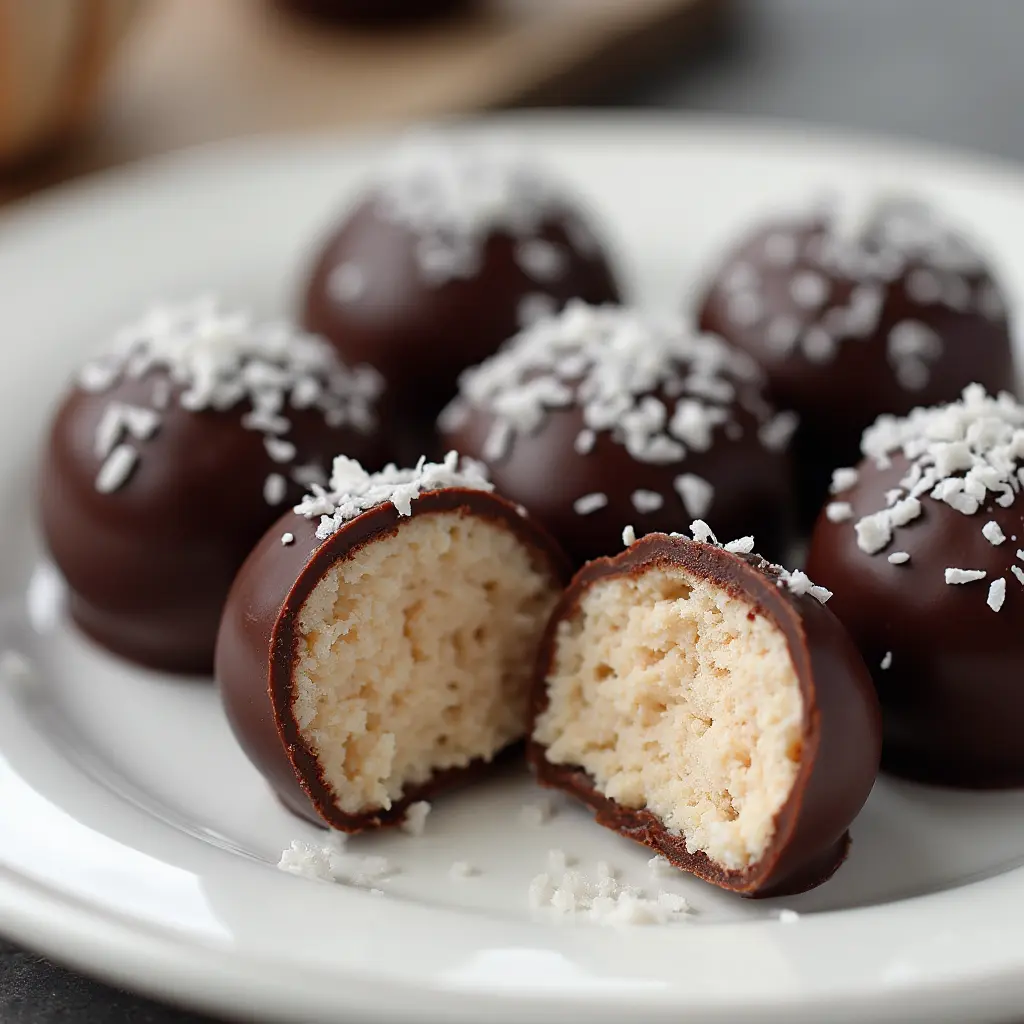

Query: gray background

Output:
[3, 1, 1022, 1021]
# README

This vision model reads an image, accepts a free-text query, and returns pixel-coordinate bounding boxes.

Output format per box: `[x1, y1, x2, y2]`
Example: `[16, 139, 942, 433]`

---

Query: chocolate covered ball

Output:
[39, 298, 385, 675]
[806, 385, 1024, 788]
[528, 523, 881, 897]
[216, 453, 570, 831]
[698, 196, 1017, 523]
[301, 138, 621, 425]
[440, 302, 797, 567]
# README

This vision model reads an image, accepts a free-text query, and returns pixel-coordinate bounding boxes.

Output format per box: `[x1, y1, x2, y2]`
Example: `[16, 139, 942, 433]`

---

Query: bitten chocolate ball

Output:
[440, 302, 797, 567]
[216, 453, 570, 831]
[698, 196, 1017, 523]
[39, 298, 385, 675]
[528, 523, 880, 897]
[301, 139, 621, 425]
[806, 385, 1024, 788]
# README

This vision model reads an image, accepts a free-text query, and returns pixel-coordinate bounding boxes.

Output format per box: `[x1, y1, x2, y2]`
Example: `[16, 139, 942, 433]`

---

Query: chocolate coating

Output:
[806, 453, 1024, 787]
[216, 488, 571, 830]
[528, 534, 881, 897]
[40, 372, 383, 675]
[698, 205, 1017, 523]
[445, 395, 792, 568]
[301, 196, 620, 423]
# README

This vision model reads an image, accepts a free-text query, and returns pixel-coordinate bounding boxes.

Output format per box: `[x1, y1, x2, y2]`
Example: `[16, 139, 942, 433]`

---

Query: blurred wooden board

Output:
[0, 0, 720, 197]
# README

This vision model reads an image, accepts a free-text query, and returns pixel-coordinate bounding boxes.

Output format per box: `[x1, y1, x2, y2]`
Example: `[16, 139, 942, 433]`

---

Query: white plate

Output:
[3, 114, 1024, 1024]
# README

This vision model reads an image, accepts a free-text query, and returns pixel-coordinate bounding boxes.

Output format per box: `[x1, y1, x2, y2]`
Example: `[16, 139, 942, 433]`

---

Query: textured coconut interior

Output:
[291, 509, 561, 816]
[533, 566, 804, 871]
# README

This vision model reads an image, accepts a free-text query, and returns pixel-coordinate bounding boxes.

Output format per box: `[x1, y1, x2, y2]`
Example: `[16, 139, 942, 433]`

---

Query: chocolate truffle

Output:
[300, 138, 621, 425]
[216, 452, 570, 831]
[39, 298, 384, 675]
[806, 385, 1024, 787]
[698, 196, 1017, 522]
[440, 302, 797, 567]
[529, 523, 881, 897]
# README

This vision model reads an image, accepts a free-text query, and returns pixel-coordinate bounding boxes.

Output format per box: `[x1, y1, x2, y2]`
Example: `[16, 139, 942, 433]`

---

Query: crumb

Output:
[401, 800, 431, 836]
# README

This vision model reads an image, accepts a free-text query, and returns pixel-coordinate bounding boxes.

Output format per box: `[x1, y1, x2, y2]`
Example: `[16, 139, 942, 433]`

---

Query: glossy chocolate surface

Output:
[39, 371, 384, 675]
[443, 396, 792, 568]
[528, 533, 881, 897]
[806, 453, 1024, 787]
[698, 213, 1017, 522]
[301, 198, 620, 422]
[277, 0, 471, 25]
[216, 487, 571, 830]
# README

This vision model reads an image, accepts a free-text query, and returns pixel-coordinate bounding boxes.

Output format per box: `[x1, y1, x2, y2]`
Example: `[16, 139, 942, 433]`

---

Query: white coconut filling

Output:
[534, 566, 803, 871]
[291, 510, 560, 816]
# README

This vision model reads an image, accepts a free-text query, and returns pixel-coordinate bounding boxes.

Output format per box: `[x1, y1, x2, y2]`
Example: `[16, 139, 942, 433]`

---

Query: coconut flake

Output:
[988, 577, 1007, 611]
[95, 444, 138, 494]
[880, 651, 893, 670]
[622, 524, 637, 547]
[983, 520, 1007, 545]
[724, 536, 755, 554]
[520, 799, 555, 826]
[294, 451, 491, 539]
[674, 474, 714, 519]
[574, 493, 608, 516]
[945, 568, 987, 584]
[826, 501, 854, 523]
[631, 489, 664, 514]
[327, 262, 367, 304]
[888, 551, 910, 564]
[830, 467, 859, 494]
[401, 801, 431, 836]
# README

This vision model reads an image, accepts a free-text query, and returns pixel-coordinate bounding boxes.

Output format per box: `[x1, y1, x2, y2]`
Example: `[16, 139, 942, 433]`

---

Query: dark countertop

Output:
[5, 1, 1024, 1021]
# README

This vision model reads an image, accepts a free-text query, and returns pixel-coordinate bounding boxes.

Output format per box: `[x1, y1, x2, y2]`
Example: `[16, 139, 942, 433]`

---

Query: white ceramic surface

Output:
[2, 114, 1024, 1024]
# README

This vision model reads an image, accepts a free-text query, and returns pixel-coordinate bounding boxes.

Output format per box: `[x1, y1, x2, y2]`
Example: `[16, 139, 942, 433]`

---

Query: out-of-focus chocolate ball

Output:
[39, 298, 385, 675]
[300, 139, 622, 427]
[698, 196, 1017, 523]
[439, 302, 797, 566]
[806, 385, 1024, 787]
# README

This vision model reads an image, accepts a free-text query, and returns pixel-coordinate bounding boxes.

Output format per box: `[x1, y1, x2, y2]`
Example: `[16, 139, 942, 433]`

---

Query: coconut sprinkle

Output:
[79, 297, 381, 496]
[444, 302, 787, 513]
[520, 799, 555, 826]
[327, 262, 367, 304]
[1011, 565, 1024, 586]
[373, 137, 597, 286]
[888, 551, 910, 564]
[674, 474, 714, 519]
[945, 568, 987, 584]
[723, 536, 755, 554]
[281, 532, 295, 546]
[401, 801, 432, 837]
[631, 489, 664, 514]
[830, 467, 859, 494]
[880, 651, 893, 670]
[293, 451, 491, 539]
[826, 501, 854, 523]
[983, 520, 1007, 545]
[988, 577, 1007, 612]
[263, 473, 287, 506]
[574, 492, 608, 516]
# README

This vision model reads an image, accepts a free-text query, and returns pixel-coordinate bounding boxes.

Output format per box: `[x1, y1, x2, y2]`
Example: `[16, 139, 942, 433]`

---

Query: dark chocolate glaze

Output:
[301, 197, 621, 423]
[216, 487, 571, 831]
[39, 371, 385, 675]
[698, 216, 1017, 525]
[276, 0, 471, 26]
[806, 453, 1024, 787]
[528, 533, 881, 897]
[442, 388, 793, 569]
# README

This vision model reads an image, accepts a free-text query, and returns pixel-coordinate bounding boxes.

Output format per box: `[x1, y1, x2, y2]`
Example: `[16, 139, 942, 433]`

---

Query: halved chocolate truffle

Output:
[806, 385, 1024, 787]
[529, 523, 880, 897]
[39, 298, 384, 674]
[440, 302, 797, 566]
[300, 138, 621, 424]
[698, 196, 1017, 522]
[216, 452, 570, 831]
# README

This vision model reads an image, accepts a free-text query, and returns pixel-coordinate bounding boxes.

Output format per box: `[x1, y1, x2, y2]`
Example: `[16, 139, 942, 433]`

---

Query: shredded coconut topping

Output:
[723, 197, 1006, 380]
[79, 297, 381, 497]
[293, 451, 492, 540]
[401, 801, 432, 837]
[372, 138, 595, 286]
[988, 577, 1007, 612]
[844, 386, 1024, 605]
[880, 651, 893, 670]
[445, 304, 785, 493]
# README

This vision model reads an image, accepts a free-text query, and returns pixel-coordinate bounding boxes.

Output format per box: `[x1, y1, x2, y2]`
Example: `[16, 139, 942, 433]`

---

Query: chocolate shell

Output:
[440, 303, 796, 567]
[38, 299, 384, 674]
[698, 197, 1017, 523]
[806, 386, 1024, 787]
[216, 458, 571, 830]
[301, 142, 621, 424]
[278, 0, 471, 24]
[528, 530, 881, 897]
